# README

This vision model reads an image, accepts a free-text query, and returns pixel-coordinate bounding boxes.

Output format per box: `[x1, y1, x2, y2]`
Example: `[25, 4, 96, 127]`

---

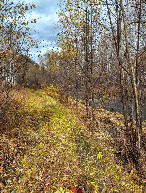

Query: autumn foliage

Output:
[0, 88, 145, 192]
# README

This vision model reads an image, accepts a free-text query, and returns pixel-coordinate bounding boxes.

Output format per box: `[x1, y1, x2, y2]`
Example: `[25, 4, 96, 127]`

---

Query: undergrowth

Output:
[0, 87, 145, 192]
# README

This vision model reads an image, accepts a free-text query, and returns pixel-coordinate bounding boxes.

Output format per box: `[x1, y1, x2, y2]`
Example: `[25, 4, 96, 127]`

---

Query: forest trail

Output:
[1, 89, 144, 192]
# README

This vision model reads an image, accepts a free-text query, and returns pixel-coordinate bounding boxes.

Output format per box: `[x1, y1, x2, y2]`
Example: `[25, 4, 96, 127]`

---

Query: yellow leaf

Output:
[25, 6, 28, 10]
[32, 4, 35, 8]
[22, 22, 26, 25]
[97, 152, 102, 159]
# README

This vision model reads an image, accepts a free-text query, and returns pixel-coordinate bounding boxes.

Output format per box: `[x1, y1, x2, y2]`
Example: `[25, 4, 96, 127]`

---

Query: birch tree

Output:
[0, 0, 37, 123]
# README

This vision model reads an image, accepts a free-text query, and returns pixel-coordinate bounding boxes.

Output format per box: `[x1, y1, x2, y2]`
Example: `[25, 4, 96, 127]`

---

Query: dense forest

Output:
[0, 0, 146, 192]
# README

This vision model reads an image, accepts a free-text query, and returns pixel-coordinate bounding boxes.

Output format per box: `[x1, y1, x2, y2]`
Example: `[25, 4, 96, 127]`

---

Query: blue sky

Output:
[17, 0, 60, 62]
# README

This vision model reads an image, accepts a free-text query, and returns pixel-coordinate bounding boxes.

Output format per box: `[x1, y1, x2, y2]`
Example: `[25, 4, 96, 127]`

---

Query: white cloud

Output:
[13, 0, 60, 62]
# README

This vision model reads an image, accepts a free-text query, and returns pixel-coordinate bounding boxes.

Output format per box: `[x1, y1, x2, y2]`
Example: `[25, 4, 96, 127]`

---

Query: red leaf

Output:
[70, 186, 83, 193]
[71, 187, 78, 192]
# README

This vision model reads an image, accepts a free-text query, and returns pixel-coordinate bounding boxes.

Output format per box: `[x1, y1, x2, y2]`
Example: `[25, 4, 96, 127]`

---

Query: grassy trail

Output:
[1, 89, 144, 192]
